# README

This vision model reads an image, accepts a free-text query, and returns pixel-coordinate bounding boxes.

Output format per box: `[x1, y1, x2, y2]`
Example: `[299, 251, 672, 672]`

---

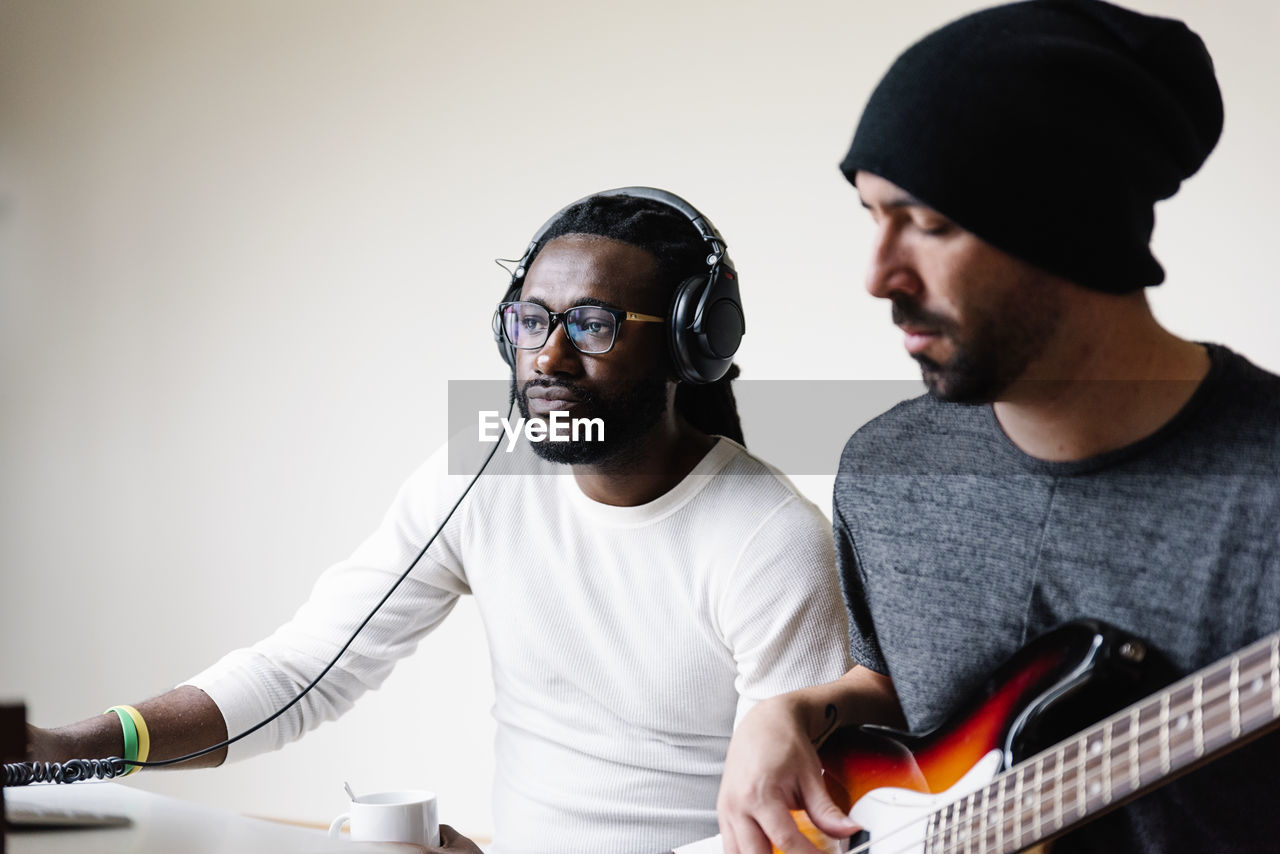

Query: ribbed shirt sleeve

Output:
[183, 448, 472, 760]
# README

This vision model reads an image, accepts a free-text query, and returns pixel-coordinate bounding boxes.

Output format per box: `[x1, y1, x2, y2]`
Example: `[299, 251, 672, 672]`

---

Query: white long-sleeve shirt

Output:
[186, 438, 850, 853]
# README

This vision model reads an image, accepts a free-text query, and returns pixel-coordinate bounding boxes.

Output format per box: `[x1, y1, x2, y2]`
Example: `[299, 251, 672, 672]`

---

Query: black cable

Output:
[4, 759, 127, 786]
[5, 403, 510, 786]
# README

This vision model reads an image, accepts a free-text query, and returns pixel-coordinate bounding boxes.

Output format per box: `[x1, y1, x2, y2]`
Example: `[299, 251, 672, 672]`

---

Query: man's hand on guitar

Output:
[716, 692, 859, 854]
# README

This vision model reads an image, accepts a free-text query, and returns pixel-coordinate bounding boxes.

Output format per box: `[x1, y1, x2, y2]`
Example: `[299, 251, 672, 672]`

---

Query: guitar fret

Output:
[923, 810, 936, 854]
[1106, 712, 1127, 801]
[1030, 754, 1044, 841]
[1012, 765, 1025, 848]
[1208, 669, 1234, 757]
[1066, 737, 1084, 821]
[1052, 743, 1066, 835]
[961, 788, 975, 854]
[1158, 692, 1171, 775]
[1271, 636, 1279, 719]
[1074, 731, 1088, 820]
[993, 770, 1007, 854]
[1127, 706, 1142, 795]
[1100, 721, 1113, 806]
[976, 780, 992, 854]
[1229, 656, 1242, 739]
[1192, 676, 1205, 758]
[979, 784, 991, 854]
[981, 785, 993, 853]
[962, 788, 972, 854]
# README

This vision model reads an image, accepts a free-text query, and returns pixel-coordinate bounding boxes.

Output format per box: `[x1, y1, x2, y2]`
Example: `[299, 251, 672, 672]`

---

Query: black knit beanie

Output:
[841, 0, 1223, 292]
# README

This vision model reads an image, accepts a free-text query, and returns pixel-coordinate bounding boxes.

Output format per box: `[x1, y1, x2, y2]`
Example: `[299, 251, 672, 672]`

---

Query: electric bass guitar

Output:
[676, 619, 1280, 854]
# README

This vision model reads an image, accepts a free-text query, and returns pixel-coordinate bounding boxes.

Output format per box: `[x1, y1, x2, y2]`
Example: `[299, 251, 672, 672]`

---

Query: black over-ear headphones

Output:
[492, 186, 744, 385]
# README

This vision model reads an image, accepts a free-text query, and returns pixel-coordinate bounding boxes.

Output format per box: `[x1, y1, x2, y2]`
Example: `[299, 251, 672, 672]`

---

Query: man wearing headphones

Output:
[26, 189, 852, 853]
[714, 2, 1280, 853]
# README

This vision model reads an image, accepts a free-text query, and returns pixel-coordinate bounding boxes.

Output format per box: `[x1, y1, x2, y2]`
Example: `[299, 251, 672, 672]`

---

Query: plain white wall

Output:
[2, 0, 1277, 838]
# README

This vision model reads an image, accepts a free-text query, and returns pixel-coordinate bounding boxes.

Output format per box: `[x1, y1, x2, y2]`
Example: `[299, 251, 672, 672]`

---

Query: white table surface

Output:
[4, 781, 412, 853]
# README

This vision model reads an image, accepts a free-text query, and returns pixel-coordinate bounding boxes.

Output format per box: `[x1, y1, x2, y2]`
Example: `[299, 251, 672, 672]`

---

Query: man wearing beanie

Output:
[714, 1, 1279, 852]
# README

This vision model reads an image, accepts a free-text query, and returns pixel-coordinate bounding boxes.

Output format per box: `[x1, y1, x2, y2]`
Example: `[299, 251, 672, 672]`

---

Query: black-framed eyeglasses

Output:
[496, 301, 664, 355]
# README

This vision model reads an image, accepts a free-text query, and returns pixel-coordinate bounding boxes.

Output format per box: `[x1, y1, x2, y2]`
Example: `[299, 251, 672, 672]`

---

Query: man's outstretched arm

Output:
[26, 684, 228, 769]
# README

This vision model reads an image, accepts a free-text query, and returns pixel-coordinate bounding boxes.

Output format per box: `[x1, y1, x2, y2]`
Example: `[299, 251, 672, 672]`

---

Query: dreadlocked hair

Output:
[527, 193, 745, 446]
[675, 362, 743, 445]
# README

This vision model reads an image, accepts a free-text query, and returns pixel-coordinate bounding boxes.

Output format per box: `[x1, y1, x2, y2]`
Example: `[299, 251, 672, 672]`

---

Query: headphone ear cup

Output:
[668, 275, 703, 383]
[494, 284, 523, 369]
[668, 270, 744, 384]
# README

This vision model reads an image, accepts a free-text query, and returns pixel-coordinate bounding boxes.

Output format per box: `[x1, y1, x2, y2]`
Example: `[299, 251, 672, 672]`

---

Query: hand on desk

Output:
[425, 824, 484, 853]
[347, 825, 480, 853]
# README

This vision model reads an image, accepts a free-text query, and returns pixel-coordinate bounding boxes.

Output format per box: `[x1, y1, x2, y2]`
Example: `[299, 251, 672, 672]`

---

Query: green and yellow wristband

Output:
[104, 705, 150, 775]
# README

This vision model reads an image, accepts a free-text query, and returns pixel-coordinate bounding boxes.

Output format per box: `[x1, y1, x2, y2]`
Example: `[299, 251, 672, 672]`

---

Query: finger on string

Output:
[799, 772, 860, 839]
[756, 804, 826, 854]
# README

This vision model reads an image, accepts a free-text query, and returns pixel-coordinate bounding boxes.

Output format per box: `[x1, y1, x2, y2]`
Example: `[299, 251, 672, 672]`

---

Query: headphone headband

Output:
[513, 186, 730, 280]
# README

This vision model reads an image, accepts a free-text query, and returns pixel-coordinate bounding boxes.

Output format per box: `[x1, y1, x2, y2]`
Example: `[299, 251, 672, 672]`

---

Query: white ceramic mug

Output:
[328, 789, 440, 847]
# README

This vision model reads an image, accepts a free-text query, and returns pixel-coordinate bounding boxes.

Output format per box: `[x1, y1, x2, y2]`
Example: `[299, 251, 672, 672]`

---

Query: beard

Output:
[512, 373, 670, 465]
[893, 281, 1064, 405]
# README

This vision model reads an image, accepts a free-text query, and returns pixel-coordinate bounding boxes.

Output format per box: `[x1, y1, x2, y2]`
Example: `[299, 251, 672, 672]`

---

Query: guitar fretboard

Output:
[920, 631, 1280, 854]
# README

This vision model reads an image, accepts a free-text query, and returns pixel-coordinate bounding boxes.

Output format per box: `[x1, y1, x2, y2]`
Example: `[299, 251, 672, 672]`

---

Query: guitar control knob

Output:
[1119, 639, 1147, 664]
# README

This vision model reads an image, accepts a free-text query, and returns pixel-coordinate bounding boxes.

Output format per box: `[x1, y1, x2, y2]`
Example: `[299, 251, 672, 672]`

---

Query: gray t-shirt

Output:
[834, 343, 1280, 852]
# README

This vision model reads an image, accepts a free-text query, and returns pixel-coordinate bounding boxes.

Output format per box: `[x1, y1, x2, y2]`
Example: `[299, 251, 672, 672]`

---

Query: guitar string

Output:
[918, 660, 1276, 854]
[832, 651, 1276, 854]
[854, 662, 1274, 854]
[842, 701, 1267, 854]
[928, 652, 1278, 854]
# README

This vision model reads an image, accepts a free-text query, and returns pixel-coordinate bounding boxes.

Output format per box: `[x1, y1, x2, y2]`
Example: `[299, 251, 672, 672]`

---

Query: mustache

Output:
[891, 297, 953, 332]
[518, 377, 595, 404]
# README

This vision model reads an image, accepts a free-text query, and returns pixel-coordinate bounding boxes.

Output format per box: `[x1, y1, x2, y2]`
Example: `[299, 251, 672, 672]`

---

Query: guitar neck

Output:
[926, 630, 1280, 854]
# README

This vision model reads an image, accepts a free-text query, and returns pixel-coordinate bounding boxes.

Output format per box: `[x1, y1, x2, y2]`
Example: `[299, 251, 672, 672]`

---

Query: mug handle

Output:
[328, 813, 351, 839]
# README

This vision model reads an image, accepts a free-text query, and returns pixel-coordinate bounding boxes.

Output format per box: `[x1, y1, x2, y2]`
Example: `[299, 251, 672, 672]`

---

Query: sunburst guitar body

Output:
[676, 619, 1280, 854]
